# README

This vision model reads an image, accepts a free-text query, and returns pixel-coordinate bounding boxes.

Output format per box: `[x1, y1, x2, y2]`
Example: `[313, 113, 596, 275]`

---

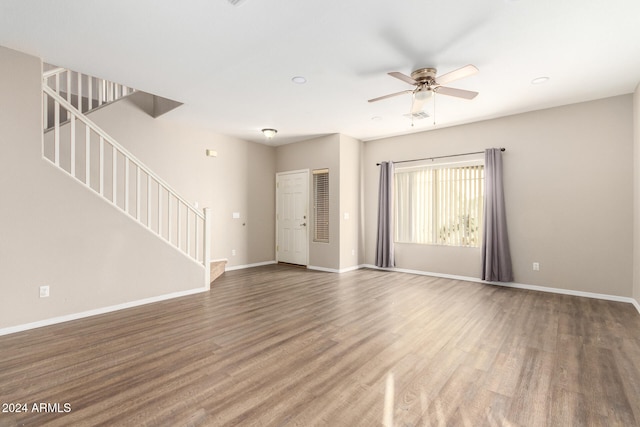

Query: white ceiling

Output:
[2, 0, 640, 145]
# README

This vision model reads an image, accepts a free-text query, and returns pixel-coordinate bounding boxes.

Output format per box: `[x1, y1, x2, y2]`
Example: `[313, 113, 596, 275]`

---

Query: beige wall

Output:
[276, 134, 341, 269]
[85, 92, 276, 267]
[339, 135, 363, 270]
[634, 83, 640, 304]
[0, 46, 204, 329]
[364, 95, 634, 297]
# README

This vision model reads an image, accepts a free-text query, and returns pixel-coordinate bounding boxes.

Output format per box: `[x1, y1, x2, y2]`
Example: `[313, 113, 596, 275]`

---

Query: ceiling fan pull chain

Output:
[410, 94, 415, 127]
[433, 92, 436, 126]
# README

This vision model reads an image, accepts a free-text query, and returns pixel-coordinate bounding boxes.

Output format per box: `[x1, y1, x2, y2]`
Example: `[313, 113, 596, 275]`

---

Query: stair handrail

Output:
[43, 85, 204, 221]
[42, 83, 211, 286]
[43, 66, 135, 129]
[43, 67, 66, 79]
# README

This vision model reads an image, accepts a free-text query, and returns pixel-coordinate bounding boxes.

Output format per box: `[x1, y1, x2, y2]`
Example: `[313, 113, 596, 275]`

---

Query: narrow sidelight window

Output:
[313, 169, 329, 242]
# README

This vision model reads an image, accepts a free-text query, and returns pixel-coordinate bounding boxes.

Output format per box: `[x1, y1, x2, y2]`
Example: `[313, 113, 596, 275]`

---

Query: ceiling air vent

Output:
[227, 0, 247, 5]
[403, 111, 430, 120]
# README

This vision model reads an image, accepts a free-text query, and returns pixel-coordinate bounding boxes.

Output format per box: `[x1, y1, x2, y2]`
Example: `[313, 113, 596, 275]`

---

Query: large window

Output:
[394, 162, 484, 247]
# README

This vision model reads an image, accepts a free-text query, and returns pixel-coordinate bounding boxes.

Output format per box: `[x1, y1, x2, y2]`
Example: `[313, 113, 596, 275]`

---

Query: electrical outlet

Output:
[232, 249, 236, 256]
[39, 285, 50, 298]
[532, 262, 540, 271]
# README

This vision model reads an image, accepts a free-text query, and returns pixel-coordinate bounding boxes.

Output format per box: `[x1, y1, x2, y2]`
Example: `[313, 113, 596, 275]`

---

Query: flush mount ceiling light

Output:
[531, 76, 550, 85]
[291, 76, 307, 84]
[262, 128, 278, 139]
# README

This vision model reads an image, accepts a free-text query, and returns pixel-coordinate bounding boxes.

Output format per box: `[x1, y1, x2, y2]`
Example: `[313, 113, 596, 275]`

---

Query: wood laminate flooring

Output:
[1, 265, 639, 426]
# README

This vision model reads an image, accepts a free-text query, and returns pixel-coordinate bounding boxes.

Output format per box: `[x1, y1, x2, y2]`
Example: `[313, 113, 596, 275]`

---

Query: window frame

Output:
[394, 159, 484, 248]
[312, 168, 330, 243]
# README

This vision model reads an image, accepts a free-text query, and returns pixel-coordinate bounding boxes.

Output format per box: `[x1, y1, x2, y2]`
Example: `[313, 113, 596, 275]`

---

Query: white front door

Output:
[276, 170, 309, 266]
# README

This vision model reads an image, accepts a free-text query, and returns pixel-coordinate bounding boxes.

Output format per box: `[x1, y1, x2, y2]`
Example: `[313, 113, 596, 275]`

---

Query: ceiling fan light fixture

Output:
[414, 89, 433, 102]
[368, 64, 479, 110]
[261, 128, 278, 139]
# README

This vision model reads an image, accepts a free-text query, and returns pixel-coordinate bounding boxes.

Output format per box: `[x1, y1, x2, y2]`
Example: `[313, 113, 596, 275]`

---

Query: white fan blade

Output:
[388, 72, 418, 85]
[368, 90, 413, 103]
[434, 86, 478, 100]
[435, 64, 478, 86]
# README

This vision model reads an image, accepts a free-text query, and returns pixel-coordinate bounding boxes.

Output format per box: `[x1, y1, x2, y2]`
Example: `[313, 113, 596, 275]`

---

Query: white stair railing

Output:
[42, 74, 211, 287]
[43, 66, 135, 131]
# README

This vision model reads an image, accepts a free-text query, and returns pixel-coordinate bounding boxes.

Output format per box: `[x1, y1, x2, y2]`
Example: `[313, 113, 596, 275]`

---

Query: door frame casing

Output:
[275, 169, 309, 266]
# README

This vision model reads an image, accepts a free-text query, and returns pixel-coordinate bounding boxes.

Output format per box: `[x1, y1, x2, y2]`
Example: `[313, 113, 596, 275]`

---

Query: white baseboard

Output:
[338, 265, 362, 274]
[0, 287, 209, 337]
[306, 265, 337, 273]
[225, 260, 277, 271]
[307, 265, 361, 274]
[362, 264, 485, 284]
[361, 264, 640, 309]
[484, 280, 636, 304]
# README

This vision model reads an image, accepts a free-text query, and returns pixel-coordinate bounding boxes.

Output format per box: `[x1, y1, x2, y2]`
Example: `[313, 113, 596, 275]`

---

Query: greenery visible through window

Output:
[394, 163, 484, 247]
[313, 169, 329, 243]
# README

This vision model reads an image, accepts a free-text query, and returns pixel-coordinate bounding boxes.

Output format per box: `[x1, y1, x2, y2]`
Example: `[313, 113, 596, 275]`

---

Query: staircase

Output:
[41, 65, 213, 287]
[210, 260, 227, 283]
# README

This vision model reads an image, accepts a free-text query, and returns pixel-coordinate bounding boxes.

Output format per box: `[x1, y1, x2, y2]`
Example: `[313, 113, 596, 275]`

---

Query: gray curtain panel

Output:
[375, 161, 395, 268]
[482, 148, 513, 281]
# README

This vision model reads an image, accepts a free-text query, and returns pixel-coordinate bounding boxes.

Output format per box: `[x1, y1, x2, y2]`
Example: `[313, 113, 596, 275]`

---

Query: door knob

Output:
[300, 222, 307, 226]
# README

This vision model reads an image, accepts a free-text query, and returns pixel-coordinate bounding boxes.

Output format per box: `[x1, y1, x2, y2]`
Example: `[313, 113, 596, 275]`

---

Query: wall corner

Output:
[633, 82, 640, 307]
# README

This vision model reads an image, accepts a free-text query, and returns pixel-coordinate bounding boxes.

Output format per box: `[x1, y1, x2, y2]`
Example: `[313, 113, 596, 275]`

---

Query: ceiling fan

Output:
[368, 64, 479, 113]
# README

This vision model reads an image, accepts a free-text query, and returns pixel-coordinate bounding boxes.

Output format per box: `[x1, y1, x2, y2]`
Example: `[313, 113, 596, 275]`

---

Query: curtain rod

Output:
[376, 148, 506, 166]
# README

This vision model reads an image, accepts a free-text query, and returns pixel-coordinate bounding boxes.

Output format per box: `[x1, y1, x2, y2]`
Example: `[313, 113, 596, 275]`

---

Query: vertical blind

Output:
[394, 164, 484, 247]
[313, 169, 329, 242]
